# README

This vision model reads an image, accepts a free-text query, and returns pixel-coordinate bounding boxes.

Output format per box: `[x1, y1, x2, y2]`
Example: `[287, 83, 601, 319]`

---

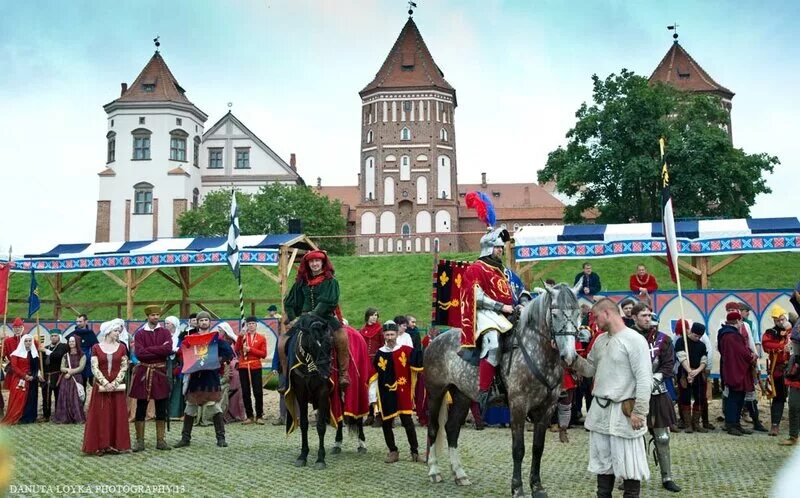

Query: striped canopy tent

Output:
[2, 234, 316, 319]
[511, 217, 800, 288]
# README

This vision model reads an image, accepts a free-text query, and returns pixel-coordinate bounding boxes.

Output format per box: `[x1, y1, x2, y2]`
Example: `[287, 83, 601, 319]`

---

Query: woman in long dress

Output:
[82, 321, 131, 455]
[2, 334, 43, 425]
[217, 323, 246, 423]
[52, 335, 86, 424]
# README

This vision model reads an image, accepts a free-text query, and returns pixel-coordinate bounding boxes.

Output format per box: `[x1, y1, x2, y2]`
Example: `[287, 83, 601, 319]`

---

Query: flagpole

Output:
[660, 138, 689, 350]
[1, 246, 11, 407]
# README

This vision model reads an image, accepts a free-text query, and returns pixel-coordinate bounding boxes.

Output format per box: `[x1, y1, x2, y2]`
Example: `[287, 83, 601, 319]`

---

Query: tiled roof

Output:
[114, 52, 193, 104]
[360, 18, 454, 96]
[458, 183, 564, 209]
[649, 42, 734, 99]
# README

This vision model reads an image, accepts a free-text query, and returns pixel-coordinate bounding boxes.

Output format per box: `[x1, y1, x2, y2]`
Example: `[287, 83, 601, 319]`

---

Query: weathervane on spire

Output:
[667, 23, 679, 42]
[408, 1, 417, 17]
[153, 35, 161, 52]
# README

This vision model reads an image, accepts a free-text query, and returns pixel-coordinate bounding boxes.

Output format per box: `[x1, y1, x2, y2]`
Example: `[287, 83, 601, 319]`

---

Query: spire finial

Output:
[153, 35, 161, 52]
[408, 0, 417, 17]
[667, 23, 679, 42]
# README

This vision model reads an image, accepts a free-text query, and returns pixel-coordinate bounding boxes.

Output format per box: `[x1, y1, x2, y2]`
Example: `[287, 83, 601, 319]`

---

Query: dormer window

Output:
[143, 83, 155, 93]
[676, 67, 690, 79]
[400, 127, 411, 141]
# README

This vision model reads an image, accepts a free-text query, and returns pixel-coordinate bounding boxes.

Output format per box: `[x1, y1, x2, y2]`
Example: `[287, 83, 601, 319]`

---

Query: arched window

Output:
[400, 156, 410, 181]
[192, 188, 199, 209]
[401, 223, 411, 237]
[170, 129, 188, 161]
[415, 211, 431, 233]
[416, 176, 428, 204]
[131, 128, 151, 160]
[400, 127, 411, 141]
[435, 210, 451, 232]
[437, 155, 451, 199]
[383, 177, 395, 205]
[193, 136, 201, 167]
[106, 131, 116, 163]
[360, 212, 376, 234]
[379, 211, 396, 234]
[364, 157, 375, 201]
[416, 154, 428, 161]
[385, 154, 397, 162]
[366, 129, 374, 143]
[439, 128, 448, 141]
[133, 182, 154, 214]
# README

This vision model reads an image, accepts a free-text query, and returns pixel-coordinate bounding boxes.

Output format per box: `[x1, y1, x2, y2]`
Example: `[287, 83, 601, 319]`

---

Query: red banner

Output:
[0, 263, 10, 316]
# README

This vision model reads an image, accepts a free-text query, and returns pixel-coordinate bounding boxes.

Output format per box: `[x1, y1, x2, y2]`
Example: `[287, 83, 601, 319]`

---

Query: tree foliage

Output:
[538, 69, 779, 223]
[177, 183, 352, 254]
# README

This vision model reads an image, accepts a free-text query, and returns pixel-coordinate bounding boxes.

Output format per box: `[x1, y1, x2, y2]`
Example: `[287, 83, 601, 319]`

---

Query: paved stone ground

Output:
[3, 412, 791, 497]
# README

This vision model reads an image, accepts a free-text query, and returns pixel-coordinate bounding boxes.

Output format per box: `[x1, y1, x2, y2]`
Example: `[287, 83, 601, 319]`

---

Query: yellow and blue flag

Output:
[27, 270, 40, 318]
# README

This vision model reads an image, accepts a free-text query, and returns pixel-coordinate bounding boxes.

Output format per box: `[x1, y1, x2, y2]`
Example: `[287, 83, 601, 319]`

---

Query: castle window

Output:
[403, 101, 412, 112]
[193, 137, 200, 167]
[235, 148, 250, 169]
[176, 118, 183, 126]
[106, 131, 116, 163]
[192, 188, 200, 210]
[401, 223, 411, 236]
[400, 156, 410, 181]
[208, 148, 223, 169]
[139, 117, 145, 125]
[143, 83, 155, 93]
[169, 129, 188, 162]
[439, 128, 448, 141]
[133, 182, 153, 214]
[400, 127, 411, 141]
[131, 128, 151, 160]
[367, 129, 374, 143]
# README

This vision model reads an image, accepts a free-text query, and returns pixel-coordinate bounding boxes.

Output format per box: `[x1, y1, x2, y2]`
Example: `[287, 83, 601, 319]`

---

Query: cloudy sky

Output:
[1, 0, 797, 255]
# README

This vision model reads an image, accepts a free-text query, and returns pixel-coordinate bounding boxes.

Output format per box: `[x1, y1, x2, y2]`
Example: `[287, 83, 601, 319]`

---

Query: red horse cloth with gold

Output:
[459, 260, 514, 348]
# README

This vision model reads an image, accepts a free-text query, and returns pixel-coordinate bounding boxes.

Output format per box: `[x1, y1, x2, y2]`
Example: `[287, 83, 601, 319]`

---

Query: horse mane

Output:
[518, 283, 576, 336]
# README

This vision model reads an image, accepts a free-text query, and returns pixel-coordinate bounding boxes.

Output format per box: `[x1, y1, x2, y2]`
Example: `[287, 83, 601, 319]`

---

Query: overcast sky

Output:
[1, 0, 797, 256]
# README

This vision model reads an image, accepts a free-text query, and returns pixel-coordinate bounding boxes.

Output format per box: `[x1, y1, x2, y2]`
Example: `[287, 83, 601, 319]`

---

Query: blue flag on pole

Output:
[28, 270, 40, 318]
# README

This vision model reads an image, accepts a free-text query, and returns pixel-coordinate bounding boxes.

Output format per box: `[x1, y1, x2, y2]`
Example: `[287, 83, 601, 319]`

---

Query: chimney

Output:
[481, 172, 487, 188]
[317, 177, 322, 188]
[120, 83, 128, 96]
[289, 153, 296, 170]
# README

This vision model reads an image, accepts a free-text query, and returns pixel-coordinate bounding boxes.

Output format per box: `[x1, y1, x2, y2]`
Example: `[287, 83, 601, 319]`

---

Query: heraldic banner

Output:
[181, 332, 221, 374]
[432, 260, 467, 329]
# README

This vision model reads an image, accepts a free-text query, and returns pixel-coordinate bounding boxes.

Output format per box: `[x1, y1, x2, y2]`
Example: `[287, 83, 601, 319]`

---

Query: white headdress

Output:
[216, 322, 237, 342]
[11, 333, 38, 359]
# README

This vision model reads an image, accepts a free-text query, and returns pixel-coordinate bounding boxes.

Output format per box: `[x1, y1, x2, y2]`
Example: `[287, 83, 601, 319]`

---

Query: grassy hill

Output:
[4, 252, 799, 325]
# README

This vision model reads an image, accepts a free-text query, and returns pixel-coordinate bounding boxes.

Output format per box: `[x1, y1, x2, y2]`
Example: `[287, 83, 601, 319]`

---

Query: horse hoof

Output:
[294, 458, 307, 467]
[331, 447, 342, 455]
[314, 461, 327, 470]
[532, 490, 548, 498]
[454, 477, 472, 486]
[430, 474, 443, 484]
[357, 447, 367, 454]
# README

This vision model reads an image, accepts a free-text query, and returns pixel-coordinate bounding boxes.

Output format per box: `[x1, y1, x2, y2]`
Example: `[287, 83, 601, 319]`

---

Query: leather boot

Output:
[680, 408, 693, 434]
[213, 412, 228, 447]
[596, 474, 615, 498]
[622, 479, 641, 498]
[133, 421, 145, 452]
[332, 328, 350, 390]
[750, 401, 768, 432]
[559, 428, 569, 443]
[174, 415, 194, 448]
[155, 421, 171, 450]
[692, 411, 708, 433]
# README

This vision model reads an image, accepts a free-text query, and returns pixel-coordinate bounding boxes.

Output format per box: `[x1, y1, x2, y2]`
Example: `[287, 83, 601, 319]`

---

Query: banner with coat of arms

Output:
[432, 260, 467, 328]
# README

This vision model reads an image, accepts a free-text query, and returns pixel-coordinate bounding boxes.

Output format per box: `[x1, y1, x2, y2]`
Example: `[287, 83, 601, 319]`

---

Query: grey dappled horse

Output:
[424, 282, 581, 497]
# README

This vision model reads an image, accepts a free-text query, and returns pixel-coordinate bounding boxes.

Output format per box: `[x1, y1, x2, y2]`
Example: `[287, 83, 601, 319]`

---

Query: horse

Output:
[284, 316, 335, 470]
[424, 281, 581, 497]
[332, 416, 367, 455]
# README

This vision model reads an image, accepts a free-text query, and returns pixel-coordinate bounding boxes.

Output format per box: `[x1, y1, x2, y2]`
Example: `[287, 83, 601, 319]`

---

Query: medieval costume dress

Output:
[674, 322, 709, 433]
[65, 325, 99, 387]
[82, 341, 130, 455]
[762, 307, 793, 436]
[718, 314, 756, 436]
[2, 335, 41, 425]
[370, 330, 423, 462]
[235, 323, 267, 423]
[360, 315, 383, 425]
[52, 340, 86, 424]
[571, 328, 652, 484]
[164, 316, 186, 420]
[217, 323, 245, 423]
[42, 334, 68, 420]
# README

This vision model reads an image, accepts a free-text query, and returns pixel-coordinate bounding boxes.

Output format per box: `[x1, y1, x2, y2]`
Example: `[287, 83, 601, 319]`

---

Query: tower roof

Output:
[649, 42, 734, 99]
[360, 18, 455, 98]
[114, 52, 193, 104]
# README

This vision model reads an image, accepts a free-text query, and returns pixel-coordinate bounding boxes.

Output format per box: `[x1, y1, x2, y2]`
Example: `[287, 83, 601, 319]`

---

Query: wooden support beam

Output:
[188, 267, 221, 290]
[133, 268, 159, 288]
[156, 269, 182, 289]
[44, 274, 63, 320]
[103, 270, 127, 288]
[530, 260, 565, 286]
[125, 269, 135, 320]
[61, 271, 89, 293]
[195, 302, 218, 318]
[286, 248, 298, 277]
[708, 254, 742, 276]
[178, 267, 191, 318]
[253, 265, 281, 284]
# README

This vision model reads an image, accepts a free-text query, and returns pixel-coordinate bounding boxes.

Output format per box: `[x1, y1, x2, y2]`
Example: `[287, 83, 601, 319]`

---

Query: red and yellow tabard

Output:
[459, 260, 514, 347]
[370, 344, 422, 420]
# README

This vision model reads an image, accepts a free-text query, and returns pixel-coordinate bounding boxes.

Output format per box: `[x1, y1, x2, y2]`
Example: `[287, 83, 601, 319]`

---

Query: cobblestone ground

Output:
[4, 412, 791, 498]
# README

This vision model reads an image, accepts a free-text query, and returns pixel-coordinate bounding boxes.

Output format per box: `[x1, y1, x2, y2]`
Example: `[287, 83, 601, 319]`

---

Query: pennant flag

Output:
[0, 262, 10, 316]
[226, 190, 241, 280]
[27, 270, 40, 318]
[660, 138, 679, 283]
[180, 332, 221, 374]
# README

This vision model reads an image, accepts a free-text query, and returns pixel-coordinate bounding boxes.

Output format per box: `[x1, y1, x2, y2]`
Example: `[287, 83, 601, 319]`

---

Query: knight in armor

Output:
[630, 302, 681, 493]
[278, 250, 350, 393]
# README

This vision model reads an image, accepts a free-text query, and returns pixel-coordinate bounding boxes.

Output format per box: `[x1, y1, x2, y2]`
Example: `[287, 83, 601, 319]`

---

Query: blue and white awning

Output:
[5, 234, 309, 273]
[513, 217, 800, 261]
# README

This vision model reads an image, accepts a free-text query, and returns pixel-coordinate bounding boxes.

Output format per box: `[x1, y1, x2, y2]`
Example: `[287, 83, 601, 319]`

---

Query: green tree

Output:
[539, 69, 779, 223]
[178, 184, 352, 254]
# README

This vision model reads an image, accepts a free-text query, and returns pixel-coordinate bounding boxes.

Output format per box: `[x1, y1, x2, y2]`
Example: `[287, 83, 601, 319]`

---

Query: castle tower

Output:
[96, 50, 208, 242]
[649, 40, 735, 139]
[355, 17, 459, 255]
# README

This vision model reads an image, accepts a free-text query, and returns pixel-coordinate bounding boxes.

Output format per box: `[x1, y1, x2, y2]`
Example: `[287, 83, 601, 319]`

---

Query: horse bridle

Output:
[547, 305, 581, 340]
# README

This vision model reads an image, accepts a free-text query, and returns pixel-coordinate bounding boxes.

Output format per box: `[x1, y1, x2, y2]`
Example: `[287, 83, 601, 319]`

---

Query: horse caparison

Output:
[424, 282, 581, 497]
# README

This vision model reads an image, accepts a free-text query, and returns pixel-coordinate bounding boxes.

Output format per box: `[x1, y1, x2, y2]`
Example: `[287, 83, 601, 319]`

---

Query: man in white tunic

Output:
[568, 298, 652, 497]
